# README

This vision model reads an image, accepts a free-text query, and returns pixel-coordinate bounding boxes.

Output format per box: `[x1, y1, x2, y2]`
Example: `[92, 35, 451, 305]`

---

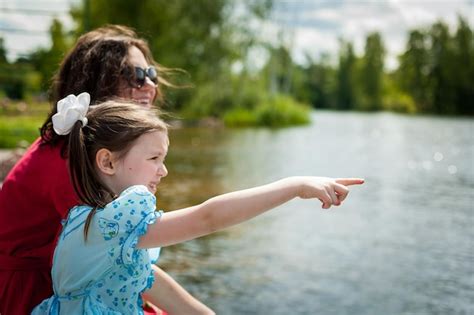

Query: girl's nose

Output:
[159, 164, 168, 178]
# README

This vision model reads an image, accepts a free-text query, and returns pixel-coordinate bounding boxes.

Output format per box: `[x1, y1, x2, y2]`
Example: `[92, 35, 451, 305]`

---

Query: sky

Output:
[268, 0, 473, 69]
[0, 0, 76, 58]
[0, 0, 473, 70]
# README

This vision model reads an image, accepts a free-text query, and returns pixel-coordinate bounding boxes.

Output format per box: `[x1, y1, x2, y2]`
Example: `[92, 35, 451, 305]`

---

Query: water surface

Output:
[157, 111, 473, 315]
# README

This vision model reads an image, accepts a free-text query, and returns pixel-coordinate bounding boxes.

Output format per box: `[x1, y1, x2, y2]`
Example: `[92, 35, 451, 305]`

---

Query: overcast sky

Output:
[1, 0, 473, 70]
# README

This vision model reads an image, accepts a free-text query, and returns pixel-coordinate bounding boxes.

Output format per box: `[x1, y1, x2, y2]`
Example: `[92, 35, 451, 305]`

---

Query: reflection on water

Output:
[157, 111, 474, 315]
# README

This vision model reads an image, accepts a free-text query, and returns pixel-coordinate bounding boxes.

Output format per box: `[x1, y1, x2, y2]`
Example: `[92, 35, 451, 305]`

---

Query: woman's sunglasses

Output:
[126, 66, 158, 88]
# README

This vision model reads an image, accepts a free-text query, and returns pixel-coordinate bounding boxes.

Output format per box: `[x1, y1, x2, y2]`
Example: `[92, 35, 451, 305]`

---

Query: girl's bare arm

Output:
[138, 177, 363, 249]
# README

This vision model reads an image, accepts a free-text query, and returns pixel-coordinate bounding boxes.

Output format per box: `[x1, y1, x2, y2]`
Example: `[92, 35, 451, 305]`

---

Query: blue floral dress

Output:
[31, 185, 162, 314]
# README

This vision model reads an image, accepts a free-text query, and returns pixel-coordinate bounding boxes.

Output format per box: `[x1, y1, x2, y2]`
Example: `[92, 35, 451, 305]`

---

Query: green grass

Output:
[0, 116, 43, 148]
[0, 100, 49, 148]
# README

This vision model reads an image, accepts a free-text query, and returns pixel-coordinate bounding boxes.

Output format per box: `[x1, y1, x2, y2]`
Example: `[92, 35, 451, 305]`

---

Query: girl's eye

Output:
[150, 156, 165, 162]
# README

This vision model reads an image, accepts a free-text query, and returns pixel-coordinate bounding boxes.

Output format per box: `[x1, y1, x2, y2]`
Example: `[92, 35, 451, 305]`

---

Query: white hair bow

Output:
[52, 92, 90, 135]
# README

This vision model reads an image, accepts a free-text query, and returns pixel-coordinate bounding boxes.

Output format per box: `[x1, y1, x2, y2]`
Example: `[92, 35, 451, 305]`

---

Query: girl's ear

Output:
[96, 148, 116, 175]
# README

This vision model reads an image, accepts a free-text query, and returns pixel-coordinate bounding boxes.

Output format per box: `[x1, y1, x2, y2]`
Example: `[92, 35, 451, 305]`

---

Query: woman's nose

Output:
[143, 77, 157, 89]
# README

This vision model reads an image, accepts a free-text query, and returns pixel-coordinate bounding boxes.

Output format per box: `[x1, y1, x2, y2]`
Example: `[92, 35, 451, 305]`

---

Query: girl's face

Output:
[117, 46, 157, 108]
[112, 130, 169, 195]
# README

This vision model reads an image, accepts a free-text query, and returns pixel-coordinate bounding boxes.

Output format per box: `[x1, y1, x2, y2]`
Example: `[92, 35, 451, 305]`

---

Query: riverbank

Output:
[0, 117, 223, 183]
[0, 148, 24, 183]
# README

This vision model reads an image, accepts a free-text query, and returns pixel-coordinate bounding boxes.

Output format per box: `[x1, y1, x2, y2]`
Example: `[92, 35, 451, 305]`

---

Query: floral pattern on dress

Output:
[99, 218, 120, 240]
[31, 185, 163, 315]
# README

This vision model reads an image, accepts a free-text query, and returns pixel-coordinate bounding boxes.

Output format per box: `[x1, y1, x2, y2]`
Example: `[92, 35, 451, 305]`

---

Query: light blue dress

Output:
[32, 185, 162, 314]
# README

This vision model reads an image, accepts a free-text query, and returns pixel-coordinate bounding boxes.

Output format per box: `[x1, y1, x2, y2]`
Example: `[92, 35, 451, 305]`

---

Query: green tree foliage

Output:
[359, 32, 385, 111]
[264, 45, 294, 95]
[0, 2, 472, 118]
[28, 19, 69, 92]
[0, 37, 9, 97]
[336, 40, 357, 110]
[70, 0, 273, 113]
[397, 30, 431, 111]
[291, 53, 336, 109]
[0, 38, 7, 64]
[397, 17, 473, 115]
[382, 72, 417, 113]
[452, 16, 474, 115]
[429, 21, 456, 114]
[0, 37, 40, 99]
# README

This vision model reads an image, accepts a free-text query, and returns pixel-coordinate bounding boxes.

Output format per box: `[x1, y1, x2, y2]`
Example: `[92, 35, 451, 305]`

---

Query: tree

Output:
[452, 16, 474, 115]
[336, 40, 357, 110]
[397, 29, 431, 111]
[70, 0, 273, 111]
[28, 19, 69, 91]
[265, 44, 293, 95]
[311, 54, 336, 109]
[428, 21, 456, 114]
[0, 37, 9, 96]
[0, 37, 7, 64]
[360, 32, 385, 111]
[0, 38, 38, 99]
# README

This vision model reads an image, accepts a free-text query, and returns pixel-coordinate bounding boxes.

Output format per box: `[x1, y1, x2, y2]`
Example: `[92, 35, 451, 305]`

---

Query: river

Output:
[157, 111, 473, 315]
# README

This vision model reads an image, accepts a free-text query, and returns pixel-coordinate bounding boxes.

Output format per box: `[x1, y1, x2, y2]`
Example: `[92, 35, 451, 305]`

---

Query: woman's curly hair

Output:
[41, 25, 171, 153]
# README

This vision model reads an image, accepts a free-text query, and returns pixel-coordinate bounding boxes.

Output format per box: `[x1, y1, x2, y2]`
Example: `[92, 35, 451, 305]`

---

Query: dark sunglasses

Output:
[128, 66, 158, 88]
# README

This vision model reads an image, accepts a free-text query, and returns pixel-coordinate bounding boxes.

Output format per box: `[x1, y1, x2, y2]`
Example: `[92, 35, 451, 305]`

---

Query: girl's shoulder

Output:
[93, 186, 161, 263]
[119, 185, 155, 199]
[61, 185, 155, 234]
[107, 185, 156, 211]
[97, 185, 158, 227]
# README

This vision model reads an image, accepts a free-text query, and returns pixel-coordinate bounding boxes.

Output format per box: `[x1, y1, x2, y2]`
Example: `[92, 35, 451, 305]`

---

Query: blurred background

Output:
[1, 0, 473, 314]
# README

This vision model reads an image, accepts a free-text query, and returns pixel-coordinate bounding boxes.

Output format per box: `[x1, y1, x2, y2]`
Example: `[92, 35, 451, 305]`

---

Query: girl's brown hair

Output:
[67, 100, 168, 239]
[41, 25, 172, 152]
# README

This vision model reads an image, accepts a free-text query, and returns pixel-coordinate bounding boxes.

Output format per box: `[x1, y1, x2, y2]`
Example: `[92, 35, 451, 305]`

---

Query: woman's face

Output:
[117, 46, 157, 108]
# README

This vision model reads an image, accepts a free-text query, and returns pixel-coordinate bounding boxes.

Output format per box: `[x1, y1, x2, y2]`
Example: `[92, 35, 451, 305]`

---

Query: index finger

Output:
[335, 178, 365, 186]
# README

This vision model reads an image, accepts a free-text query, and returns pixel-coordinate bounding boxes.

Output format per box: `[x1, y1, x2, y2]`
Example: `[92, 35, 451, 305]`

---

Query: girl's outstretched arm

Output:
[138, 177, 364, 249]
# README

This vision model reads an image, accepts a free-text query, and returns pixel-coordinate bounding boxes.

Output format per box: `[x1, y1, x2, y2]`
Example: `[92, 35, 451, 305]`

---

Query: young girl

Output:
[0, 25, 197, 315]
[32, 94, 364, 314]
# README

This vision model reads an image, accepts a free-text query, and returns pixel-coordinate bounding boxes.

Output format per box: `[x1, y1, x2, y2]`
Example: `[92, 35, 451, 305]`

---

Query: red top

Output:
[0, 137, 78, 314]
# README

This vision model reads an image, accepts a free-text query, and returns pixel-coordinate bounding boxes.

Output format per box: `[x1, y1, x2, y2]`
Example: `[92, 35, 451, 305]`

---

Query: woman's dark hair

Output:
[41, 25, 172, 152]
[67, 100, 168, 239]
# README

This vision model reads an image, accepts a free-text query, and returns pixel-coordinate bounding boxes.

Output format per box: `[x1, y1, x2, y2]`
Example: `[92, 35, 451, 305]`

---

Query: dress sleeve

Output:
[95, 185, 162, 266]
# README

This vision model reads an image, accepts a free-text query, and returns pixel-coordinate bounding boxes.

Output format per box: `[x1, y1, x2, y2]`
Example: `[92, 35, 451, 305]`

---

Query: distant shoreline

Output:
[0, 117, 224, 183]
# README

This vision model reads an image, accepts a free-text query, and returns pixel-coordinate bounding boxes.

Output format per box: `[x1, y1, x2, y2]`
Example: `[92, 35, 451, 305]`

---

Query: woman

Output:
[0, 25, 211, 315]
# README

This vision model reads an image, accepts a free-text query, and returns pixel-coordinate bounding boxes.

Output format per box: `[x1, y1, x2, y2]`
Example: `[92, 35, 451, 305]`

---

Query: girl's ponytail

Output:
[67, 120, 96, 240]
[68, 118, 118, 240]
[68, 120, 95, 207]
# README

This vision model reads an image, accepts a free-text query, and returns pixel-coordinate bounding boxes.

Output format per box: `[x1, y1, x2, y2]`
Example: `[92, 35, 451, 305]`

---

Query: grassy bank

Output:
[0, 116, 43, 148]
[0, 100, 49, 148]
[0, 96, 312, 149]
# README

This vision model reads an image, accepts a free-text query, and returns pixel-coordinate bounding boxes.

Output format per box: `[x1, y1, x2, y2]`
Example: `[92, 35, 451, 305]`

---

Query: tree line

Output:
[289, 15, 472, 116]
[0, 0, 472, 120]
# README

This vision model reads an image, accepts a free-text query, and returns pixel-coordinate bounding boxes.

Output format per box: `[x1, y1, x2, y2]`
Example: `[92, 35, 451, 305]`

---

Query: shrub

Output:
[224, 94, 310, 127]
[383, 92, 417, 114]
